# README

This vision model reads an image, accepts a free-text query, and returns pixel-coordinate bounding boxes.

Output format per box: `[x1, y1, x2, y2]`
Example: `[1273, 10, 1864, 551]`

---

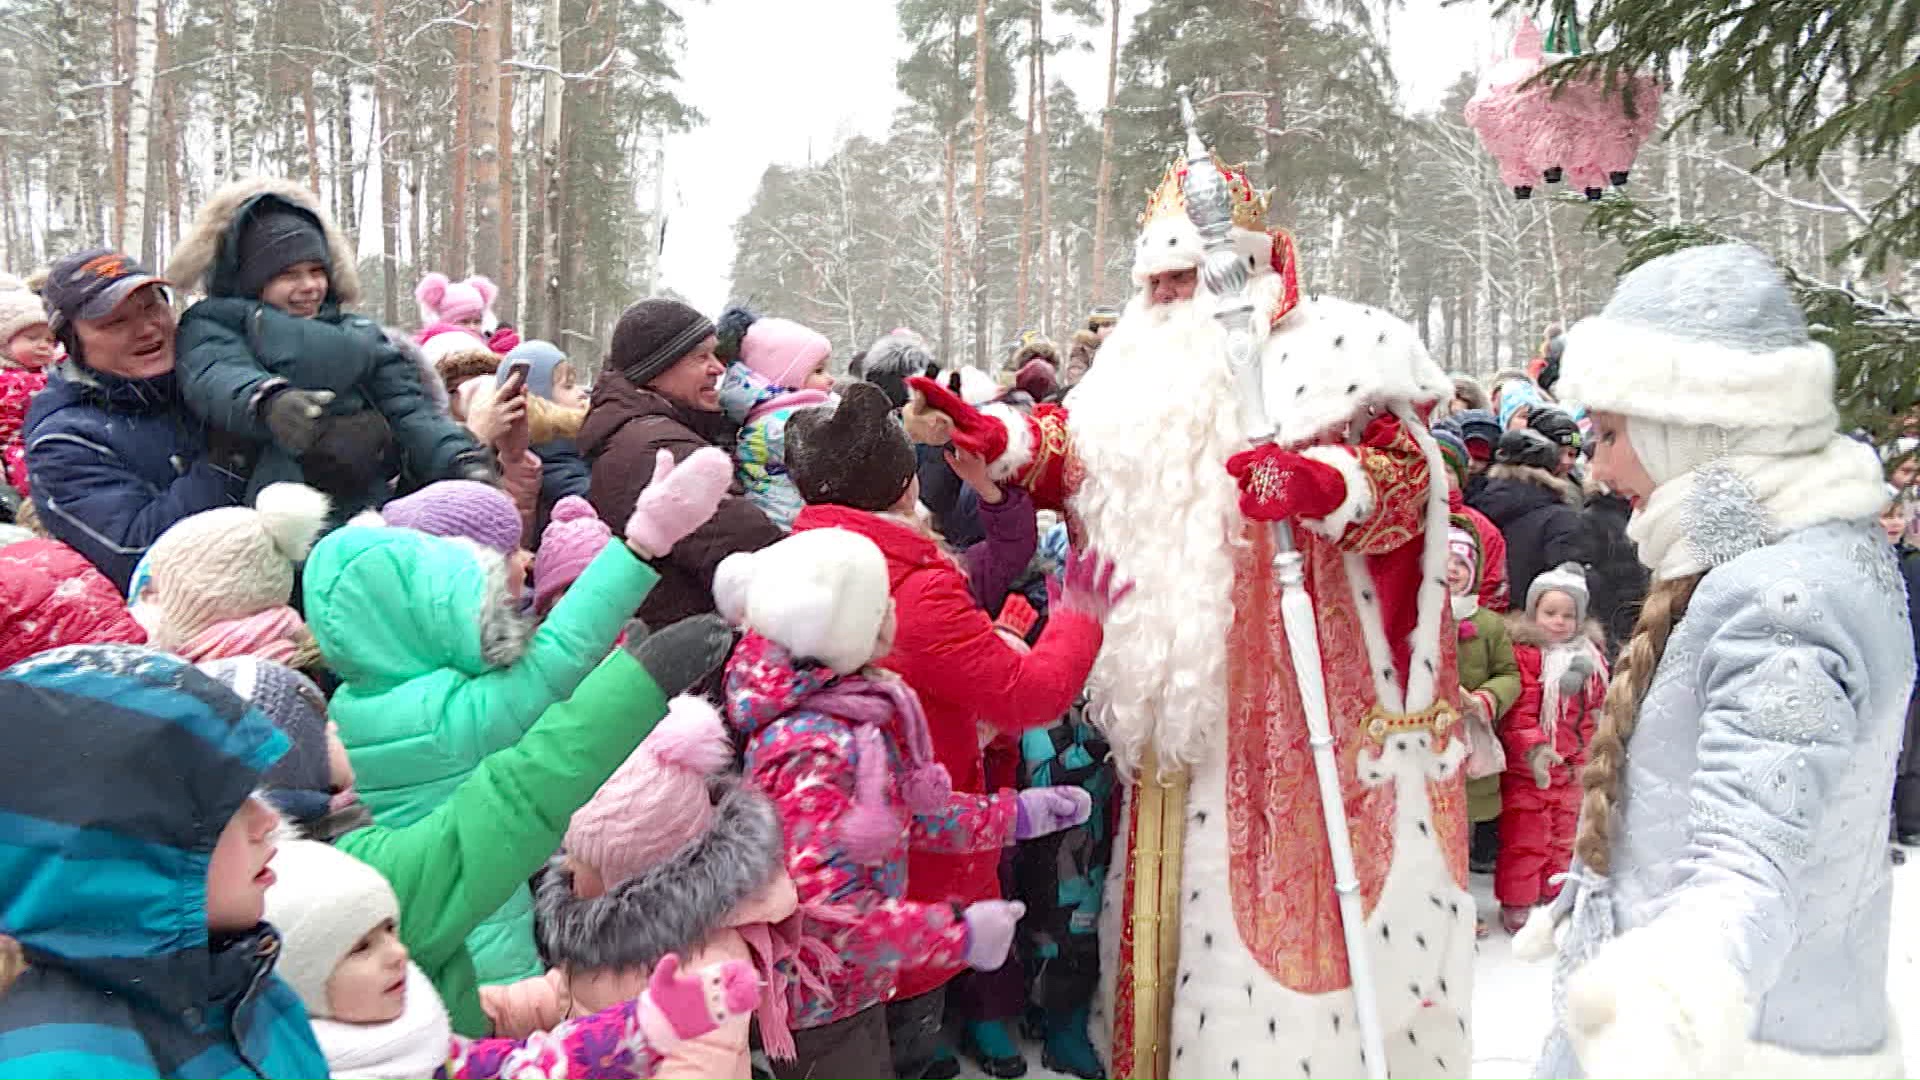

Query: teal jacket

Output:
[0, 647, 330, 1078]
[173, 189, 478, 514]
[304, 525, 659, 985]
[334, 648, 672, 1037]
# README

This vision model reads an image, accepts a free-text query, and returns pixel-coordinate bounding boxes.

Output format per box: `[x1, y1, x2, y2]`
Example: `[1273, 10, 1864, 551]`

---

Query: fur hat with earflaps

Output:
[544, 696, 803, 1058]
[785, 382, 917, 512]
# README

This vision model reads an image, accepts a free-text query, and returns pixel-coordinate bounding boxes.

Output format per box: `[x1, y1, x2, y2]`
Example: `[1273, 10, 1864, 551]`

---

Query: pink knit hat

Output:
[565, 697, 732, 886]
[740, 317, 831, 390]
[380, 479, 523, 554]
[534, 496, 612, 612]
[415, 272, 498, 326]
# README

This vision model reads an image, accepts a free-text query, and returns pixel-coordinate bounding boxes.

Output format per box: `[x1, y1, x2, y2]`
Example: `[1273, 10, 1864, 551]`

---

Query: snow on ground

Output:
[965, 854, 1919, 1079]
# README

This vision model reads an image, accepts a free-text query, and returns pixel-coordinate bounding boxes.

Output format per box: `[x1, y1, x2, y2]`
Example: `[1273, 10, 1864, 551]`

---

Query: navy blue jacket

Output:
[24, 363, 245, 592]
[534, 438, 592, 534]
[0, 645, 329, 1078]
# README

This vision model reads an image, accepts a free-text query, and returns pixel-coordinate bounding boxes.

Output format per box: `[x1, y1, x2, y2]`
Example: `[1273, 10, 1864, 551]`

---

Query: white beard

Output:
[1064, 274, 1283, 776]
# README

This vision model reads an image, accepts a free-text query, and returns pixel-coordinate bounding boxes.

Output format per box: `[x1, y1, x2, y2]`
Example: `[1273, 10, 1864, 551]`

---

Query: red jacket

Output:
[791, 503, 1103, 997]
[1501, 616, 1608, 778]
[0, 538, 146, 667]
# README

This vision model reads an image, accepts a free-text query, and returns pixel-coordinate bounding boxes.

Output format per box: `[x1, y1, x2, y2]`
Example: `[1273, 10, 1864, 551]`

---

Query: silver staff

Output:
[1176, 89, 1388, 1080]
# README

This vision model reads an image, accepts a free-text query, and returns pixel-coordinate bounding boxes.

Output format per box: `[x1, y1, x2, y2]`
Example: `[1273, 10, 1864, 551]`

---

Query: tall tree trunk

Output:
[472, 0, 503, 286]
[373, 0, 399, 323]
[123, 0, 160, 263]
[497, 0, 517, 322]
[1015, 12, 1036, 333]
[215, 0, 236, 181]
[941, 130, 957, 364]
[112, 0, 131, 248]
[155, 0, 178, 265]
[302, 72, 321, 195]
[1036, 23, 1053, 340]
[334, 66, 356, 246]
[970, 0, 989, 370]
[1089, 0, 1120, 304]
[451, 18, 474, 273]
[537, 0, 566, 339]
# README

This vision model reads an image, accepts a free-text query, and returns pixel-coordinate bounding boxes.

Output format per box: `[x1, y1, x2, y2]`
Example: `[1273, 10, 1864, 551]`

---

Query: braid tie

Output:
[1574, 574, 1701, 874]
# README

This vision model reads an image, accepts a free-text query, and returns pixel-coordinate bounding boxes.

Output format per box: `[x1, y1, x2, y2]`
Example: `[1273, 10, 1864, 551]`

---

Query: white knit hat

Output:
[141, 483, 331, 648]
[713, 528, 892, 675]
[1557, 244, 1835, 432]
[0, 274, 48, 349]
[264, 839, 401, 1018]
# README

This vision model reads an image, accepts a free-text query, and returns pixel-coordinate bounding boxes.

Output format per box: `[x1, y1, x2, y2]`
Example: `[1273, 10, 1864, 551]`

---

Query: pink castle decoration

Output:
[1464, 20, 1662, 201]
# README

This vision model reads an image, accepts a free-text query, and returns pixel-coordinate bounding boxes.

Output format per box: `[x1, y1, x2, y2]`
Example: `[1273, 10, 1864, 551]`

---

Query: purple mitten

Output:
[1013, 785, 1093, 840]
[639, 953, 762, 1049]
[625, 447, 735, 557]
[962, 900, 1027, 971]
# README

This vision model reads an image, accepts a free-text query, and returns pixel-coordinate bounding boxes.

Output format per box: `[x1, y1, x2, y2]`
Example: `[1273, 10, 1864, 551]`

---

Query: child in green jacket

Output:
[300, 446, 734, 988]
[1448, 519, 1521, 937]
[205, 606, 732, 1039]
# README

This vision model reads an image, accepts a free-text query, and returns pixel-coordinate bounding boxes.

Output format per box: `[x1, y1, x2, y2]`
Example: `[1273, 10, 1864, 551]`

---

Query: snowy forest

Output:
[0, 0, 1913, 419]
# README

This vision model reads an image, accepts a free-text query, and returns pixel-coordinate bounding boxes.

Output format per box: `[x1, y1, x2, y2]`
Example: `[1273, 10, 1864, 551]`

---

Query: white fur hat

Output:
[264, 839, 401, 1018]
[714, 528, 892, 675]
[1261, 296, 1453, 447]
[141, 483, 331, 648]
[1557, 244, 1835, 432]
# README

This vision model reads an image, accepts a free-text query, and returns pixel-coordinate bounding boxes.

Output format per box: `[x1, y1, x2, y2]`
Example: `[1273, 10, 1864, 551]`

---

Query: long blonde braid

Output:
[1573, 573, 1704, 874]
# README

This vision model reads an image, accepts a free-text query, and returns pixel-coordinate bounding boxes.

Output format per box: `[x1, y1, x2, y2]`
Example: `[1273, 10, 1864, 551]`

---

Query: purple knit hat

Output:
[381, 480, 523, 554]
[533, 496, 612, 612]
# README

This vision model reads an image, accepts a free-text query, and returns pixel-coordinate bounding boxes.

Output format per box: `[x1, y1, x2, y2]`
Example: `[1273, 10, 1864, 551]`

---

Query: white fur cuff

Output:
[980, 403, 1033, 481]
[1296, 446, 1373, 540]
[1568, 921, 1750, 1079]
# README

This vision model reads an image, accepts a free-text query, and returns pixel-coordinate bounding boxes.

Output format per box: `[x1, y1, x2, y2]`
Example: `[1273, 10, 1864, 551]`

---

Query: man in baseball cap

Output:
[41, 249, 171, 334]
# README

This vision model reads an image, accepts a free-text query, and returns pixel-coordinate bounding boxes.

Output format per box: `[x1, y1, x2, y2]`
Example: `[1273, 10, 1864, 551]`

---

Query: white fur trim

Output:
[1129, 215, 1273, 287]
[981, 403, 1034, 481]
[1567, 921, 1750, 1079]
[1558, 315, 1838, 431]
[1399, 413, 1456, 716]
[1296, 446, 1373, 541]
[1512, 904, 1559, 962]
[1260, 298, 1450, 448]
[1343, 553, 1405, 712]
[951, 366, 999, 407]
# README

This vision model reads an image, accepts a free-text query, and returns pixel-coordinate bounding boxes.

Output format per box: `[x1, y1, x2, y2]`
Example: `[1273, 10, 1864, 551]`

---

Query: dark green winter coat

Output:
[1458, 605, 1521, 823]
[168, 178, 479, 514]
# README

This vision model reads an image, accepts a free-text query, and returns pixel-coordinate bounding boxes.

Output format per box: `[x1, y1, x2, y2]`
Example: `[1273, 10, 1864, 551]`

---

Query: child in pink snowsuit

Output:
[714, 527, 1095, 1079]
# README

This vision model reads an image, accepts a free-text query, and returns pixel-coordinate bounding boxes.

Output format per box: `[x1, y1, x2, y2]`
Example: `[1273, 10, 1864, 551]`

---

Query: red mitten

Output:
[1225, 444, 1348, 523]
[1358, 411, 1405, 450]
[907, 375, 1009, 462]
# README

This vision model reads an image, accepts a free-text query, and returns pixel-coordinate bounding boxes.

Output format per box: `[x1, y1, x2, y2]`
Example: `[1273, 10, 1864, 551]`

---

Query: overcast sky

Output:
[655, 0, 1502, 315]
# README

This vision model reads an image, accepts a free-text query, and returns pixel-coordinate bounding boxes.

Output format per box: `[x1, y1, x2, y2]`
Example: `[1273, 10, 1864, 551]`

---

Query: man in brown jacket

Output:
[580, 297, 780, 624]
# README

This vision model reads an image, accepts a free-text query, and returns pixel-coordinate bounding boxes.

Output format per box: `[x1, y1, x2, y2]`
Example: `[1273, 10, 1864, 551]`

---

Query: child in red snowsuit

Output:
[1498, 561, 1609, 932]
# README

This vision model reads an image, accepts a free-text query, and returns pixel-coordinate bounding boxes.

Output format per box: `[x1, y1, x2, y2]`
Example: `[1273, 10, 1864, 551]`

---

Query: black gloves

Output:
[259, 386, 336, 453]
[621, 615, 734, 699]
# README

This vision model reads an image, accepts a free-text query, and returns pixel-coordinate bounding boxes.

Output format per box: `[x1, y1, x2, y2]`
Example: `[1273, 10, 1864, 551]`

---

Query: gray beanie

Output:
[1527, 562, 1590, 625]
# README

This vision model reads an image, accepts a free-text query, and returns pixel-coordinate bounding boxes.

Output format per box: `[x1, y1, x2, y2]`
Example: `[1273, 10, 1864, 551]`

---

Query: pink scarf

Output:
[802, 672, 950, 813]
[746, 387, 832, 425]
[175, 607, 319, 668]
[735, 911, 842, 1061]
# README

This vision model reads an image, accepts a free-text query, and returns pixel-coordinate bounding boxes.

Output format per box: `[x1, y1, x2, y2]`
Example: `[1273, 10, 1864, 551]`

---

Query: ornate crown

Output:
[1139, 153, 1270, 232]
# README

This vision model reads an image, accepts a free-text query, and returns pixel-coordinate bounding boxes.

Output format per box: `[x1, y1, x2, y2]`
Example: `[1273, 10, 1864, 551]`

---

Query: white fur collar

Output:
[1628, 435, 1887, 581]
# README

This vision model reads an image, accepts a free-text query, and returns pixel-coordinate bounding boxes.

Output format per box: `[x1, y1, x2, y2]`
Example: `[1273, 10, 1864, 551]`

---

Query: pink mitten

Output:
[962, 900, 1027, 971]
[625, 447, 735, 557]
[638, 953, 762, 1049]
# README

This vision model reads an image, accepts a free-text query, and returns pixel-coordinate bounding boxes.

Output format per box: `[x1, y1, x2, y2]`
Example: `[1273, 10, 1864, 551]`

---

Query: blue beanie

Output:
[500, 339, 568, 402]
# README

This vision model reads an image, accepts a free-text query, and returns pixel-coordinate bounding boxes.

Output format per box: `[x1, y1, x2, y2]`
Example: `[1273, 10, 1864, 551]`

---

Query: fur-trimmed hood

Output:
[1484, 461, 1582, 506]
[536, 778, 788, 973]
[1504, 611, 1606, 652]
[167, 177, 362, 305]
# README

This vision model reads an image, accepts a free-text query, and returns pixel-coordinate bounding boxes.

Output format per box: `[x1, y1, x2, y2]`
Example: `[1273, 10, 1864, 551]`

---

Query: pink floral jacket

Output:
[723, 632, 1019, 1027]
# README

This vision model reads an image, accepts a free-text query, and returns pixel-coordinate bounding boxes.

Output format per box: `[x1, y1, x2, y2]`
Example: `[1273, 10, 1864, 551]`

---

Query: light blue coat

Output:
[1537, 521, 1912, 1076]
